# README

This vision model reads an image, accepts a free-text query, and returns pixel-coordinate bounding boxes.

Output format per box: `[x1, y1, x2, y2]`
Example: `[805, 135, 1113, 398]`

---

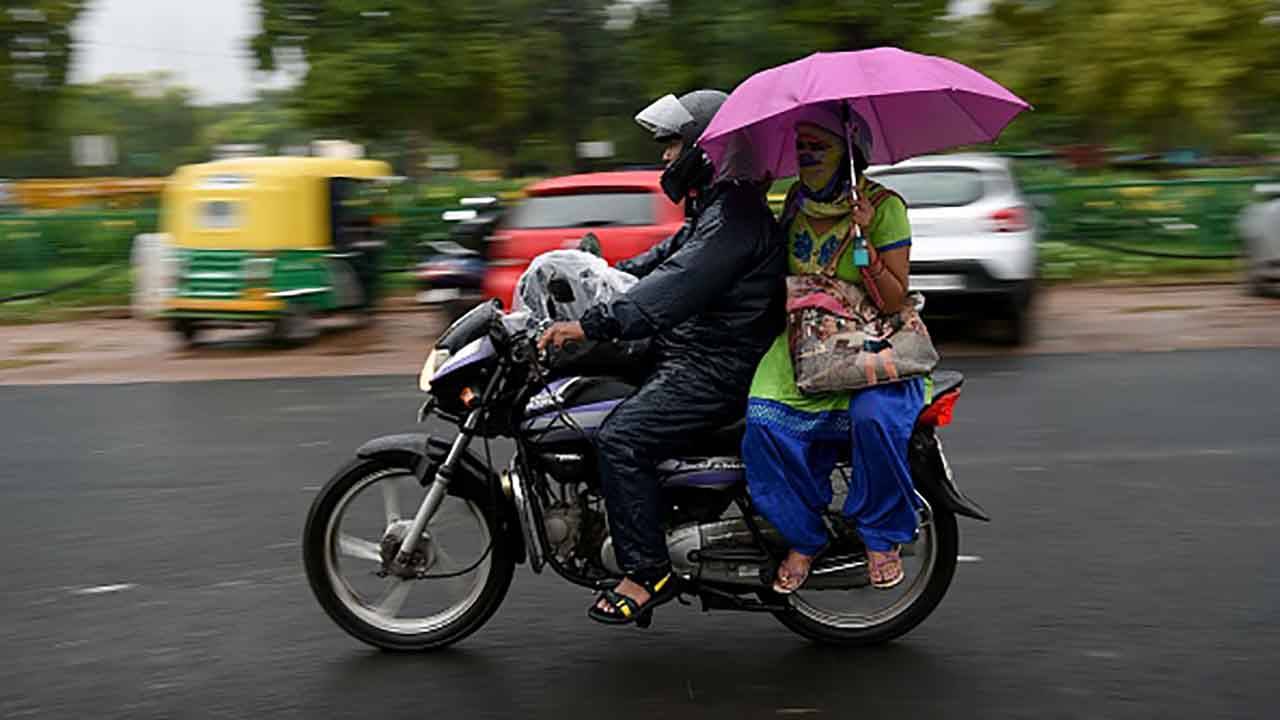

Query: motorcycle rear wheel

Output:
[769, 480, 959, 646]
[303, 457, 515, 652]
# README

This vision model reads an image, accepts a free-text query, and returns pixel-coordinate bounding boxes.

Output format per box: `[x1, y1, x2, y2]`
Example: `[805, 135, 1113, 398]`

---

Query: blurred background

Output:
[4, 4, 1280, 719]
[1, 0, 1279, 337]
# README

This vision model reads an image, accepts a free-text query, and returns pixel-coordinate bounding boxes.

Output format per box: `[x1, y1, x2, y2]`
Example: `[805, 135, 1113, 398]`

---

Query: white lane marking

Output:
[299, 441, 330, 448]
[1013, 466, 1047, 472]
[264, 541, 296, 550]
[957, 555, 983, 563]
[301, 486, 322, 491]
[71, 583, 136, 596]
[207, 579, 254, 589]
[89, 443, 147, 456]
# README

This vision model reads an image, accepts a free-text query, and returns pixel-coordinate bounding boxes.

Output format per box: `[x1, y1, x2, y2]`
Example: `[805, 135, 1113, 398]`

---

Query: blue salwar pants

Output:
[742, 378, 924, 555]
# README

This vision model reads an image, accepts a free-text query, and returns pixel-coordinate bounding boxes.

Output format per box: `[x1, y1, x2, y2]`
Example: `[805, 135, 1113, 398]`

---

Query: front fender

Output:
[357, 433, 430, 461]
[355, 432, 527, 563]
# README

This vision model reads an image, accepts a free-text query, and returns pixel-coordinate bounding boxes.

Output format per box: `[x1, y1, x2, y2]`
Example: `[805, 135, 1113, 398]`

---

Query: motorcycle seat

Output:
[696, 372, 963, 457]
[930, 370, 964, 400]
[704, 417, 747, 456]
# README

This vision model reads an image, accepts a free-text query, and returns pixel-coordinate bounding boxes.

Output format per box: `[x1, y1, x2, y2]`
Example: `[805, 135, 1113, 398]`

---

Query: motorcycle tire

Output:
[303, 456, 516, 652]
[768, 479, 959, 646]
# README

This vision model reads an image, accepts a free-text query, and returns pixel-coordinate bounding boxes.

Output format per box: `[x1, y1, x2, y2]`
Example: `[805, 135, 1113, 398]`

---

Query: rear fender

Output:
[909, 428, 990, 522]
[356, 433, 527, 562]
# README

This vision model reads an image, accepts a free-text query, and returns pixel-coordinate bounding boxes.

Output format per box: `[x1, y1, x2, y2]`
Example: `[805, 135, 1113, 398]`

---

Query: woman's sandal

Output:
[770, 542, 830, 595]
[586, 573, 679, 627]
[867, 546, 905, 589]
[772, 552, 815, 595]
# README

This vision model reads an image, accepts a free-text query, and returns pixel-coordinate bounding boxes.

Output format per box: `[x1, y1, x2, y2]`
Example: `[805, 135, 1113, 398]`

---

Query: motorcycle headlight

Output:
[419, 348, 450, 392]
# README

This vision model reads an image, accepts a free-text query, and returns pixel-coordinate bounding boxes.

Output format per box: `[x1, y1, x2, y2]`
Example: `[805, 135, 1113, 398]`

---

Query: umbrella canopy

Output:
[699, 47, 1031, 179]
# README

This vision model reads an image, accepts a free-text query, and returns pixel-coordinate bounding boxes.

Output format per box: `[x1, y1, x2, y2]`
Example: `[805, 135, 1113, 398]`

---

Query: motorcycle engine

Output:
[600, 518, 783, 585]
[542, 502, 582, 559]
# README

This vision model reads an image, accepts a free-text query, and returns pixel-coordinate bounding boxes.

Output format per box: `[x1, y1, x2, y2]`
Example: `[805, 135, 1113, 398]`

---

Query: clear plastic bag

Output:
[513, 249, 638, 323]
[512, 249, 649, 371]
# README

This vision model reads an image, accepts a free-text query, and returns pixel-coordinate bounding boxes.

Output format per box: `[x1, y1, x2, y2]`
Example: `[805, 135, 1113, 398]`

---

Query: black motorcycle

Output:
[303, 291, 987, 651]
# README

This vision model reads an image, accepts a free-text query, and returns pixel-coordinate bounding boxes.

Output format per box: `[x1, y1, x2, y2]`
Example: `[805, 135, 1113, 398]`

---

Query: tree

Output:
[253, 0, 617, 173]
[948, 0, 1280, 150]
[251, 1, 955, 173]
[617, 0, 951, 96]
[201, 90, 312, 154]
[0, 1, 87, 151]
[0, 73, 211, 178]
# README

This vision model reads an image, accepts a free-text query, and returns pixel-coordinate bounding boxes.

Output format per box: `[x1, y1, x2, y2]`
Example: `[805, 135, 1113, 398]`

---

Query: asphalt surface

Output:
[2, 349, 1279, 719]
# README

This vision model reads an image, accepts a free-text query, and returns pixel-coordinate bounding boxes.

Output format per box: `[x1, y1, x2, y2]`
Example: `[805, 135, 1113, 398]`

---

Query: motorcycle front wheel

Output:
[303, 456, 515, 651]
[769, 475, 959, 646]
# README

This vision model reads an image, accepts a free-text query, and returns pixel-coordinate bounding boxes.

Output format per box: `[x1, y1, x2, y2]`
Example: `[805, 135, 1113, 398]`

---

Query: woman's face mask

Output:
[796, 123, 846, 193]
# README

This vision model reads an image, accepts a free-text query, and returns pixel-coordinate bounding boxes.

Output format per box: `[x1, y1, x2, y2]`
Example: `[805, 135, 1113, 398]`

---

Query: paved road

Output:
[3, 349, 1279, 719]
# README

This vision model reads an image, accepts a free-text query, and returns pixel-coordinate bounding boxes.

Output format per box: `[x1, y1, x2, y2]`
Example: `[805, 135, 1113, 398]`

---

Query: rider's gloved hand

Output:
[538, 321, 586, 353]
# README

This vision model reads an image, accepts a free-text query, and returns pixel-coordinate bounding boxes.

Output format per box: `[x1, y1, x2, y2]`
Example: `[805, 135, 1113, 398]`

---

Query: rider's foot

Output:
[594, 578, 650, 614]
[867, 546, 905, 589]
[587, 572, 677, 625]
[772, 549, 816, 594]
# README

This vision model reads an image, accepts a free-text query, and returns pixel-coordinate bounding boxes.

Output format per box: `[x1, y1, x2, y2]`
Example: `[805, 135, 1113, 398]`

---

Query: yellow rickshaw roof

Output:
[170, 157, 393, 184]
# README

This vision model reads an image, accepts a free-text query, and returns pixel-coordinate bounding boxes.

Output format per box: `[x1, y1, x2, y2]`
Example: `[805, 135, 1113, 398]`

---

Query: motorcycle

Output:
[414, 197, 503, 322]
[303, 275, 988, 651]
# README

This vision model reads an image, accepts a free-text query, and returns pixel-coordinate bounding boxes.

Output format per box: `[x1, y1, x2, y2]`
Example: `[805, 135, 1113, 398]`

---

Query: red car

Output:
[483, 171, 685, 308]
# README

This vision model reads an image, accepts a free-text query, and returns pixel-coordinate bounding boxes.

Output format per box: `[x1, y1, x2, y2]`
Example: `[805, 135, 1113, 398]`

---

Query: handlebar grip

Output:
[561, 339, 582, 355]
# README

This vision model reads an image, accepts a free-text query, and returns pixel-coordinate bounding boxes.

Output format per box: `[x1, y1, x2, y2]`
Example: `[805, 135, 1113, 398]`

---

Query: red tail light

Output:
[918, 389, 961, 427]
[989, 206, 1030, 233]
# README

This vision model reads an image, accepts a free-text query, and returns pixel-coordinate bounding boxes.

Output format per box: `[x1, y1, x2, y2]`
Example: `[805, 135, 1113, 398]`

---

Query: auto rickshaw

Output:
[161, 157, 394, 344]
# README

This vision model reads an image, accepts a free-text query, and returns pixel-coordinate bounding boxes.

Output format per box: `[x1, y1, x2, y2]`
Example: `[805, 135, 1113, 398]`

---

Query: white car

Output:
[1239, 182, 1280, 297]
[868, 154, 1038, 344]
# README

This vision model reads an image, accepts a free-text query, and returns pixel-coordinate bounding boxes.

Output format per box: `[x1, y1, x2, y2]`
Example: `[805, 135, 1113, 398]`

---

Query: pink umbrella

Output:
[699, 47, 1031, 178]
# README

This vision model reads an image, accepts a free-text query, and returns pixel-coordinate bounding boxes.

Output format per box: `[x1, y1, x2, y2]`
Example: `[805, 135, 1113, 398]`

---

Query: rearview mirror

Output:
[578, 232, 603, 258]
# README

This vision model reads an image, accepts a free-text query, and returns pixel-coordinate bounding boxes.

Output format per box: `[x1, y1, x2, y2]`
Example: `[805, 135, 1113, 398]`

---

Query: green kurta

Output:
[748, 177, 916, 412]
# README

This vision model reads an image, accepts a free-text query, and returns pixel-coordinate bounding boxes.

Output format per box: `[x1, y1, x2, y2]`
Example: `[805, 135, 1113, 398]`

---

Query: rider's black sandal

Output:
[587, 572, 678, 627]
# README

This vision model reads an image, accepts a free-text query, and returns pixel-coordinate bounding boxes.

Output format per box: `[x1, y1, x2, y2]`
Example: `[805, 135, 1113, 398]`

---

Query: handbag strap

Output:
[821, 224, 856, 278]
[790, 181, 888, 312]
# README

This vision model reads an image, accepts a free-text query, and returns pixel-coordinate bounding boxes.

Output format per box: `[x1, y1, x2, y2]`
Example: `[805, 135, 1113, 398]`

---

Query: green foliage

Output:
[949, 0, 1280, 151]
[250, 1, 955, 173]
[0, 1, 87, 150]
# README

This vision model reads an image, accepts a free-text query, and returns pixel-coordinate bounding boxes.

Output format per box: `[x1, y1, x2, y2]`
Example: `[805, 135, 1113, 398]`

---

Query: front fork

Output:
[391, 360, 507, 572]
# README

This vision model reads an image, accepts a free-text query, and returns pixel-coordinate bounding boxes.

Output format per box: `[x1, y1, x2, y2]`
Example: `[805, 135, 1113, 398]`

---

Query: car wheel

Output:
[271, 304, 318, 346]
[994, 287, 1033, 346]
[172, 319, 201, 348]
[1247, 272, 1279, 299]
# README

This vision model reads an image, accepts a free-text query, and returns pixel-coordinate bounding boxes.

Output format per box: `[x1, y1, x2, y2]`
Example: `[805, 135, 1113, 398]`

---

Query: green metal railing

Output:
[1024, 177, 1276, 259]
[0, 211, 157, 304]
[0, 206, 458, 303]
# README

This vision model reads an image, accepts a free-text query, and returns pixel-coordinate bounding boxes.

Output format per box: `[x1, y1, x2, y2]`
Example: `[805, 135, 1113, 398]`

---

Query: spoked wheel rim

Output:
[788, 491, 939, 630]
[323, 468, 493, 635]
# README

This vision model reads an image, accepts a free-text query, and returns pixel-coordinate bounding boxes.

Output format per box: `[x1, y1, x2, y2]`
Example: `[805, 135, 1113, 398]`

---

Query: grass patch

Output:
[0, 358, 56, 371]
[1121, 304, 1199, 314]
[14, 342, 73, 355]
[1037, 241, 1243, 283]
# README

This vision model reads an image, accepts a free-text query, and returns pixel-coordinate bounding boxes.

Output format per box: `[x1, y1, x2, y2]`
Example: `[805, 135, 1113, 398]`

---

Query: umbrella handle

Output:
[844, 103, 870, 268]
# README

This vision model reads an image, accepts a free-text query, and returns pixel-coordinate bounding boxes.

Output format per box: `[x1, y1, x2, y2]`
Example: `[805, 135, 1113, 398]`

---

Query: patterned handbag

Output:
[785, 228, 939, 395]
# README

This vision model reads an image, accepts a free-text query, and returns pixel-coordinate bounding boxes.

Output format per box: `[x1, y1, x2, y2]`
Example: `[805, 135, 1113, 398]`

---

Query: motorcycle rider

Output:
[539, 90, 786, 625]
